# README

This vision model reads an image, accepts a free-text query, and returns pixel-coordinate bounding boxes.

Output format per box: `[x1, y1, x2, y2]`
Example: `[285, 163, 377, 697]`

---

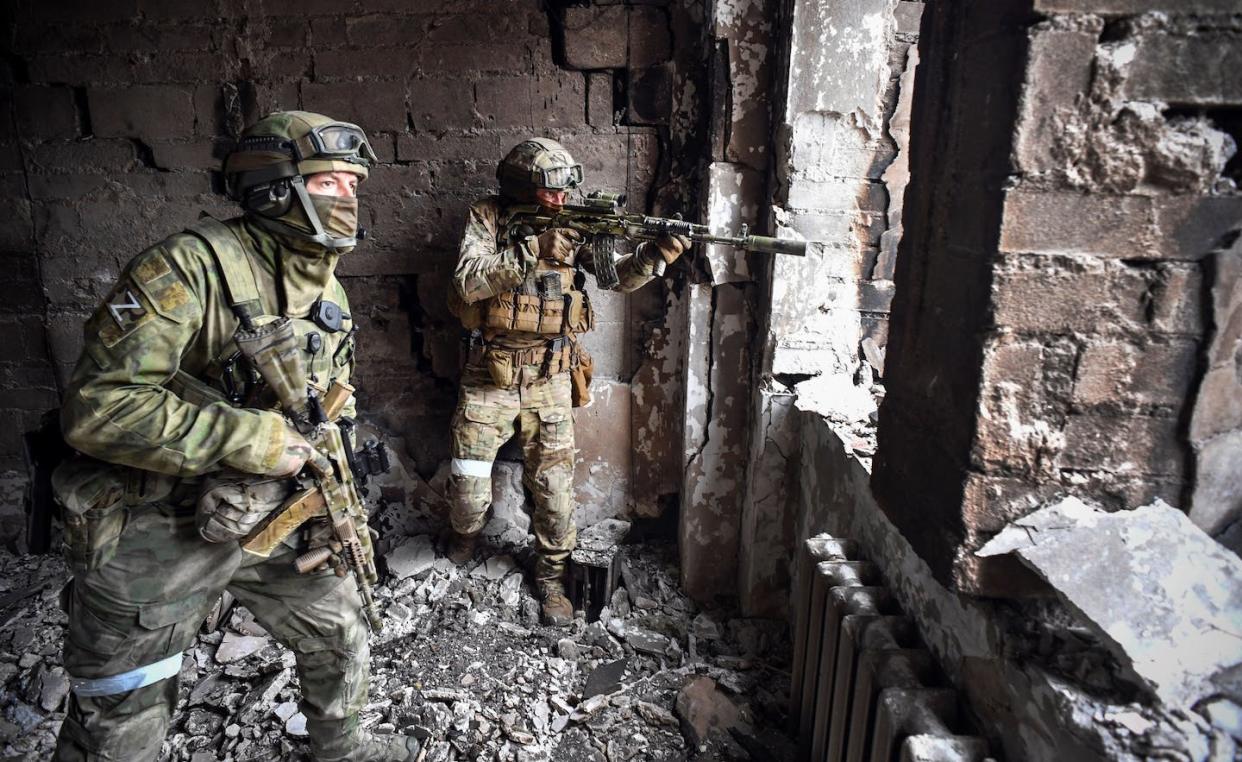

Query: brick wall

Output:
[874, 0, 1242, 593]
[0, 0, 699, 516]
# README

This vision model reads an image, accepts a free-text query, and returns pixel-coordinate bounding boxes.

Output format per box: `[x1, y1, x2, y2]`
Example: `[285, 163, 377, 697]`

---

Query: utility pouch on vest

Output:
[235, 317, 311, 423]
[484, 346, 517, 389]
[51, 456, 130, 571]
[571, 346, 595, 408]
[564, 291, 593, 334]
[448, 289, 484, 331]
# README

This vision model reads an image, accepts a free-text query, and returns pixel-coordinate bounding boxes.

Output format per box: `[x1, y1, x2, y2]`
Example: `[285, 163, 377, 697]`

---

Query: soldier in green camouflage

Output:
[52, 112, 421, 761]
[445, 138, 690, 626]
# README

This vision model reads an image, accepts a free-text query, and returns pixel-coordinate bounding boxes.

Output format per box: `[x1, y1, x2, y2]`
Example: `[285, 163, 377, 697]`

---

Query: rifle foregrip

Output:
[746, 236, 807, 256]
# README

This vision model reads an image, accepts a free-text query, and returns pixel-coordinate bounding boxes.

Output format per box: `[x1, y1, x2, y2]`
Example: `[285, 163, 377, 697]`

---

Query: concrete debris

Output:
[386, 535, 439, 580]
[215, 632, 270, 664]
[674, 676, 750, 750]
[471, 554, 517, 582]
[0, 536, 793, 760]
[571, 519, 632, 568]
[979, 496, 1242, 710]
[1200, 699, 1242, 740]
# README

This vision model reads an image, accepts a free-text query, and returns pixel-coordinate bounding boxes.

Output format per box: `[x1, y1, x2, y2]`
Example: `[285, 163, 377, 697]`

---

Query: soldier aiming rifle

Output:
[444, 137, 803, 627]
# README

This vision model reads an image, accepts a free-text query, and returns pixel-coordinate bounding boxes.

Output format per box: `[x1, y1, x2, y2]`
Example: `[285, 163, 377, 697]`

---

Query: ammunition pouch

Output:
[477, 262, 593, 337]
[51, 456, 131, 571]
[482, 289, 592, 335]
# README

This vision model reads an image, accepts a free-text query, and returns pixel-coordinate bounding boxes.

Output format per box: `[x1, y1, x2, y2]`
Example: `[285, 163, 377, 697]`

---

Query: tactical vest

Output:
[451, 210, 594, 338]
[176, 216, 356, 410]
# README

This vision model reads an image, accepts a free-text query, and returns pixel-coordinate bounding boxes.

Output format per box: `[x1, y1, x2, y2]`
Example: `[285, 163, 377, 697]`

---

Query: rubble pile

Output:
[0, 532, 796, 761]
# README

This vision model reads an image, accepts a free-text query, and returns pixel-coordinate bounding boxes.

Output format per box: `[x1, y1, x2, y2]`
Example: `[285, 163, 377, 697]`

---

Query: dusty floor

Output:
[0, 511, 796, 761]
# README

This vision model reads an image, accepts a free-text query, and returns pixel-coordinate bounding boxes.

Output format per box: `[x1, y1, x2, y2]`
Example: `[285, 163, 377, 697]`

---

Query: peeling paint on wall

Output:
[680, 282, 754, 603]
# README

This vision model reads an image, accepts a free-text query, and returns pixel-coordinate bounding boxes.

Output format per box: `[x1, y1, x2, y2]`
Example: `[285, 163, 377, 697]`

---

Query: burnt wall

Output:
[874, 0, 1242, 593]
[0, 0, 705, 529]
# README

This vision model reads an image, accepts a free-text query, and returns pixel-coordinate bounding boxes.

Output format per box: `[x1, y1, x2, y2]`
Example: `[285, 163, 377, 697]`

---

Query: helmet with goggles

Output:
[224, 111, 376, 249]
[496, 137, 583, 203]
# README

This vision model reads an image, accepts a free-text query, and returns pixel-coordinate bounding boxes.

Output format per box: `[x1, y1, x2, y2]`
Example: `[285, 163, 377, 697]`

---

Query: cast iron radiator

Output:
[789, 534, 997, 762]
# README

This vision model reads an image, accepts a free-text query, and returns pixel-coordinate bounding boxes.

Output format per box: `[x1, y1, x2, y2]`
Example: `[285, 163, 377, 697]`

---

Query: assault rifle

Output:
[510, 191, 807, 290]
[229, 316, 388, 632]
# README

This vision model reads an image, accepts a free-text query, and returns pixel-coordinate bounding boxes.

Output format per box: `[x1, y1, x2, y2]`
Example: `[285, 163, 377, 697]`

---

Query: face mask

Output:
[309, 193, 359, 241]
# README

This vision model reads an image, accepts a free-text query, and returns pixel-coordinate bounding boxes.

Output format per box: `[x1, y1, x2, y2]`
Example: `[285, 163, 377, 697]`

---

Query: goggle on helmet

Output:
[536, 163, 584, 190]
[234, 121, 378, 169]
[225, 112, 376, 250]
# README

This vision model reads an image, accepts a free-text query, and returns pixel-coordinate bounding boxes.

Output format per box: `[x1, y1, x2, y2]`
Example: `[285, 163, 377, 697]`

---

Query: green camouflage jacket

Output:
[61, 216, 355, 479]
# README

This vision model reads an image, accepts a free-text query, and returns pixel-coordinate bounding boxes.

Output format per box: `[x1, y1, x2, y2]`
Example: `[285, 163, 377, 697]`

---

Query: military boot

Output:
[445, 530, 479, 565]
[534, 556, 573, 626]
[309, 716, 425, 761]
[538, 578, 573, 626]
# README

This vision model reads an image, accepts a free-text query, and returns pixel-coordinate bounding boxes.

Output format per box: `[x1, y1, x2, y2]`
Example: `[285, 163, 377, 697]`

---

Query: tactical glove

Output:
[196, 471, 292, 543]
[651, 234, 692, 265]
[535, 228, 582, 263]
[265, 425, 315, 478]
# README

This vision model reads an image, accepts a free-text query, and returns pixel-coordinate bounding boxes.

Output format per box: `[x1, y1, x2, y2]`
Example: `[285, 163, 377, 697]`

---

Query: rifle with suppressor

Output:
[508, 191, 807, 289]
[227, 314, 389, 632]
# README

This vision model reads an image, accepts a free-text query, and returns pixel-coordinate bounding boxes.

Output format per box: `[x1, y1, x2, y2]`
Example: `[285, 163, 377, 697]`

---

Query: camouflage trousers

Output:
[54, 504, 369, 762]
[448, 364, 576, 580]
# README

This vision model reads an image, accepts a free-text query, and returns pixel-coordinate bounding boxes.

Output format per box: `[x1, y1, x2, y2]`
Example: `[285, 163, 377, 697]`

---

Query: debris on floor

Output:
[0, 529, 795, 760]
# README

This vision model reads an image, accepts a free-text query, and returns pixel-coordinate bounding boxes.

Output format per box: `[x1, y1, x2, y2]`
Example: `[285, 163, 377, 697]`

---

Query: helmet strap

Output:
[248, 175, 358, 250]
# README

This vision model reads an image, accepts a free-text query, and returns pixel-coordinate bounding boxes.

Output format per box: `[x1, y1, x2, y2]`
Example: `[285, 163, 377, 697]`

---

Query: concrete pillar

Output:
[739, 0, 916, 617]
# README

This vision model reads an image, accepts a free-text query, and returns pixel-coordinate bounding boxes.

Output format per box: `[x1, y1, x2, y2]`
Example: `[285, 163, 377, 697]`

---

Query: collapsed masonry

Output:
[2, 0, 1242, 760]
[0, 476, 798, 761]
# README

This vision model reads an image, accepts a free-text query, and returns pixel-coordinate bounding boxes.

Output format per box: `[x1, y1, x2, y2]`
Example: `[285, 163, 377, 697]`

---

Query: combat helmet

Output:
[496, 137, 583, 203]
[224, 111, 377, 249]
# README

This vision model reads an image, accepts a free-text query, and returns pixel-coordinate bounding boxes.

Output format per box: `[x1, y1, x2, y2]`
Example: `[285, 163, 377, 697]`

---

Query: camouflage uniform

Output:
[447, 194, 660, 586]
[52, 113, 412, 761]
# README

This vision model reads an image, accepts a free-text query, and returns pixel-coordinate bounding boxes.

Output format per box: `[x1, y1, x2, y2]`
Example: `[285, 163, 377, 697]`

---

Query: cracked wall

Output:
[874, 0, 1242, 594]
[672, 0, 924, 614]
[0, 0, 705, 537]
[674, 0, 777, 607]
[730, 0, 922, 617]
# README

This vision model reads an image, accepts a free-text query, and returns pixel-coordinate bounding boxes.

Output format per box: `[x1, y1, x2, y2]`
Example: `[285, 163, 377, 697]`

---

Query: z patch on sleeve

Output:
[97, 280, 156, 347]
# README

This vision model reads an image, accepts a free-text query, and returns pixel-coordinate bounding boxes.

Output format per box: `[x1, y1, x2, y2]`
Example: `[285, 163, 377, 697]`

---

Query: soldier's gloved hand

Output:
[651, 234, 692, 265]
[264, 426, 315, 478]
[196, 471, 292, 543]
[536, 228, 583, 263]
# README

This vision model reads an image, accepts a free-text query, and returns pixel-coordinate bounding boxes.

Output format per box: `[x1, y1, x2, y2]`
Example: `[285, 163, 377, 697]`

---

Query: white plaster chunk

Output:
[215, 633, 270, 664]
[386, 534, 438, 580]
[978, 497, 1242, 708]
[793, 373, 877, 423]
